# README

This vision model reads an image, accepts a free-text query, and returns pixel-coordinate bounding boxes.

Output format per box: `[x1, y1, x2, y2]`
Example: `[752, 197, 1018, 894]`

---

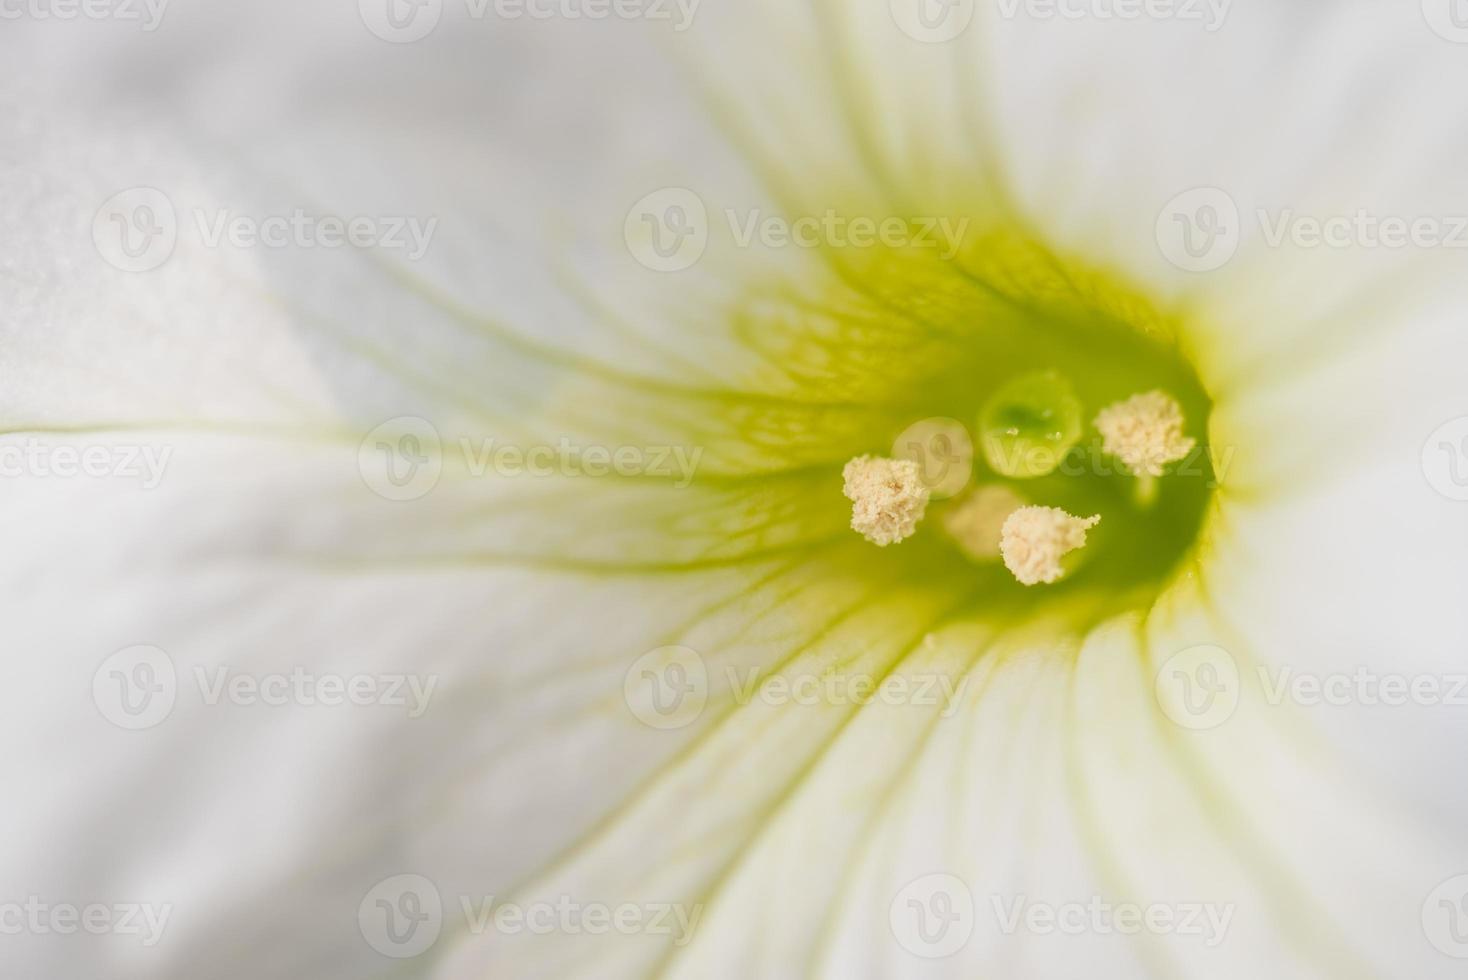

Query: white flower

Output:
[3, 4, 1468, 980]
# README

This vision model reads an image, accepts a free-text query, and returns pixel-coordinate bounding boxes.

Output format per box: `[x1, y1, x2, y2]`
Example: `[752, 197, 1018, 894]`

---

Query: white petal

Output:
[7, 5, 1468, 980]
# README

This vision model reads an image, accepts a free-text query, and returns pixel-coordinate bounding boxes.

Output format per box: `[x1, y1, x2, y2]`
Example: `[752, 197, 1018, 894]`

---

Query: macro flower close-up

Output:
[5, 1, 1468, 977]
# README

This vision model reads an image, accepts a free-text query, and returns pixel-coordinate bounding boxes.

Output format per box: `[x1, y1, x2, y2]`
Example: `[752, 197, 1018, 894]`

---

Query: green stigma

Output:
[978, 370, 1084, 480]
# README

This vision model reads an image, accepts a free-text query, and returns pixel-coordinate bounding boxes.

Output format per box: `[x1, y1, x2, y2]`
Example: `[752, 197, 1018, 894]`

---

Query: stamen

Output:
[842, 455, 930, 547]
[1094, 390, 1196, 478]
[999, 506, 1101, 586]
[943, 484, 1028, 562]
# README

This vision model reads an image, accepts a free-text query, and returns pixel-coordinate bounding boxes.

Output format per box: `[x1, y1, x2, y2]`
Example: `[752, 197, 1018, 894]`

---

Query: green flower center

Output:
[796, 225, 1220, 622]
[535, 220, 1219, 631]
